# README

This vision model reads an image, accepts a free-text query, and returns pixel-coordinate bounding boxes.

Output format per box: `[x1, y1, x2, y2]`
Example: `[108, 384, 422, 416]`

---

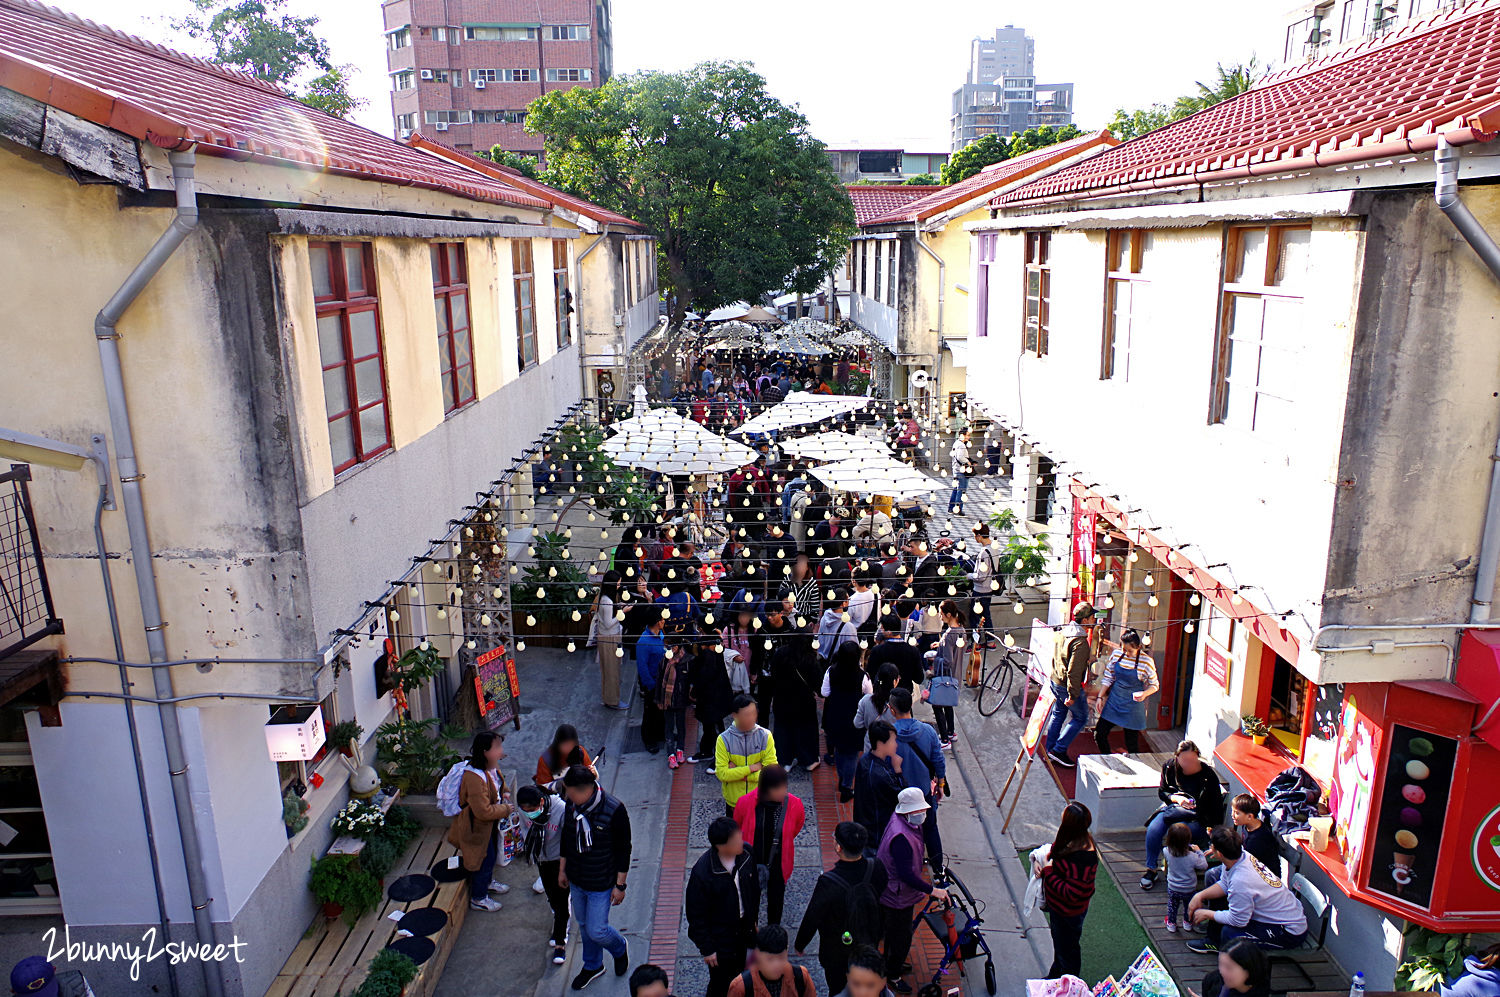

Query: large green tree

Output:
[171, 0, 363, 118]
[1007, 124, 1084, 158]
[940, 133, 1007, 184]
[1108, 57, 1264, 141]
[480, 147, 543, 180]
[527, 62, 856, 324]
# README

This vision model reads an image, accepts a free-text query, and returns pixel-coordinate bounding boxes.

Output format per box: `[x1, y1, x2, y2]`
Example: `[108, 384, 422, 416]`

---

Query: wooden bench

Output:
[1096, 830, 1349, 996]
[266, 827, 468, 997]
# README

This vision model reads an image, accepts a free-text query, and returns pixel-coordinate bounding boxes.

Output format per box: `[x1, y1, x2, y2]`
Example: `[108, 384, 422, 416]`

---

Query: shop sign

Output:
[1367, 723, 1455, 909]
[1474, 802, 1500, 893]
[1027, 619, 1053, 688]
[265, 704, 326, 762]
[475, 645, 522, 732]
[1331, 695, 1379, 871]
[1204, 645, 1231, 690]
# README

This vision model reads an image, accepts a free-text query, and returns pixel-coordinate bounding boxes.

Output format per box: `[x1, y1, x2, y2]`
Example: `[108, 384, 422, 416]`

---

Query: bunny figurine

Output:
[341, 742, 381, 800]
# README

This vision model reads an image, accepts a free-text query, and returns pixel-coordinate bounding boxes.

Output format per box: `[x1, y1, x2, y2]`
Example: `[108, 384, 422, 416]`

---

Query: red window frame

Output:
[552, 239, 572, 349]
[311, 241, 391, 474]
[432, 242, 475, 414]
[513, 239, 538, 370]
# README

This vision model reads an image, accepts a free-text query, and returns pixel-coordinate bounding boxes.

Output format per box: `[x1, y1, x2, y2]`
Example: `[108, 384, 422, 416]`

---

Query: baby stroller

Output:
[911, 865, 997, 997]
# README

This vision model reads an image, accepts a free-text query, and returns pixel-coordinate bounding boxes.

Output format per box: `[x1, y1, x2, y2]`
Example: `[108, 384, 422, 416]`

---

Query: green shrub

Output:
[307, 854, 382, 926]
[349, 949, 418, 997]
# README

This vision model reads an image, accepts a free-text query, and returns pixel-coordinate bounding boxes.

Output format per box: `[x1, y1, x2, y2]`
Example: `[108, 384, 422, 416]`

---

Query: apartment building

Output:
[383, 0, 614, 156]
[967, 4, 1500, 983]
[827, 147, 950, 183]
[950, 26, 1074, 151]
[1281, 0, 1460, 63]
[0, 1, 653, 993]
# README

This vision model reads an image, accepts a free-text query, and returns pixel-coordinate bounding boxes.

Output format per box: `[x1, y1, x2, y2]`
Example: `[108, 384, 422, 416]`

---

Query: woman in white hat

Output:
[875, 788, 950, 994]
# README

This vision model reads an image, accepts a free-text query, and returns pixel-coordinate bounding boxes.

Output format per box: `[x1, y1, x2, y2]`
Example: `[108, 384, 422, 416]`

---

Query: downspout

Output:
[1436, 137, 1500, 623]
[94, 147, 225, 997]
[914, 220, 945, 425]
[576, 224, 611, 402]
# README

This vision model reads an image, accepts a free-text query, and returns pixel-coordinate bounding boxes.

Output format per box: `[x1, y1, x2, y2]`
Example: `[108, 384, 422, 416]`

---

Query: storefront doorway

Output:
[1169, 593, 1202, 729]
[0, 700, 59, 914]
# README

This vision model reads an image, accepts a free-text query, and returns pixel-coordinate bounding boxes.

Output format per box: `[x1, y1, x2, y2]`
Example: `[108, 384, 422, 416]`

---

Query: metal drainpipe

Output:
[913, 221, 945, 429]
[94, 146, 225, 997]
[1436, 137, 1500, 623]
[575, 225, 610, 402]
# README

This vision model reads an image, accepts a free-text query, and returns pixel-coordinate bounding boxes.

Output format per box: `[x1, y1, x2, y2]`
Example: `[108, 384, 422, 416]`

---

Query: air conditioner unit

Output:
[420, 69, 434, 80]
[399, 128, 412, 139]
[436, 121, 449, 131]
[474, 79, 486, 89]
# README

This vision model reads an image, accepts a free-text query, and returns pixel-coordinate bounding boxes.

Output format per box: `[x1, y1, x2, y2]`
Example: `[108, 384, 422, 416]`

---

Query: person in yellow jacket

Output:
[715, 694, 778, 815]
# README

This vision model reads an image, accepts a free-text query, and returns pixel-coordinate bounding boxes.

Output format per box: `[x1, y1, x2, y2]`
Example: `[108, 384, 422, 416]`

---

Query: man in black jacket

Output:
[865, 616, 925, 693]
[901, 537, 942, 603]
[853, 723, 904, 844]
[560, 766, 632, 990]
[686, 816, 761, 997]
[795, 822, 889, 996]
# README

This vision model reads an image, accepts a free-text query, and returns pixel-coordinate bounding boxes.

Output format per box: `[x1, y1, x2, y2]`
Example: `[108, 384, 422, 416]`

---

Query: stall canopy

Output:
[810, 454, 938, 499]
[779, 430, 890, 463]
[730, 392, 871, 435]
[743, 305, 780, 323]
[604, 409, 758, 474]
[705, 302, 752, 321]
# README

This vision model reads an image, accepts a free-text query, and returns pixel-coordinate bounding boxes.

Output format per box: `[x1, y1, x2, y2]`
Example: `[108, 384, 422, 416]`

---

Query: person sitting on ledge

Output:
[1141, 740, 1224, 891]
[1185, 828, 1306, 955]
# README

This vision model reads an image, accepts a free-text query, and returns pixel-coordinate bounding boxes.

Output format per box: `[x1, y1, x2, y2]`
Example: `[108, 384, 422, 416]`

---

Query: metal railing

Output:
[0, 464, 63, 659]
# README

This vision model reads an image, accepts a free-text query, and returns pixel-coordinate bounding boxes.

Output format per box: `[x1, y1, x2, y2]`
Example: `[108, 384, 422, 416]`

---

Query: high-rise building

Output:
[950, 26, 1074, 152]
[1280, 0, 1459, 65]
[382, 0, 614, 158]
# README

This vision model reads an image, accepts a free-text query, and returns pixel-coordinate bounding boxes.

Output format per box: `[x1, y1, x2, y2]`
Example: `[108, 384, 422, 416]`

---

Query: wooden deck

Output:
[1095, 831, 1350, 996]
[267, 827, 468, 997]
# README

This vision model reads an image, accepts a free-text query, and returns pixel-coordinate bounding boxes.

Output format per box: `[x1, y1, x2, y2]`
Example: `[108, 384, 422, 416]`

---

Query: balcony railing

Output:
[0, 465, 62, 660]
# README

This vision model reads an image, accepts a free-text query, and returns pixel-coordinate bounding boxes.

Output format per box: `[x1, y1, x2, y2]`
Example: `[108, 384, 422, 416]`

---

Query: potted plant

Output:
[349, 949, 418, 997]
[996, 532, 1052, 592]
[330, 799, 386, 840]
[308, 854, 382, 925]
[511, 530, 592, 647]
[1241, 715, 1270, 745]
[328, 720, 364, 758]
[374, 717, 463, 794]
[282, 790, 309, 838]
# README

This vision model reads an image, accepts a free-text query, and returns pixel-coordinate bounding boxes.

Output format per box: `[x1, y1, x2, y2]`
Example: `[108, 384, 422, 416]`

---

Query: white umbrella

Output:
[731, 394, 871, 435]
[604, 409, 758, 475]
[810, 454, 939, 499]
[705, 302, 752, 321]
[709, 320, 756, 340]
[779, 430, 890, 463]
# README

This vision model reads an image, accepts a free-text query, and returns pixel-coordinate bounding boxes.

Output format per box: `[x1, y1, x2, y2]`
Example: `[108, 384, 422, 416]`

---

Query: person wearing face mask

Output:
[876, 789, 949, 994]
[516, 784, 570, 965]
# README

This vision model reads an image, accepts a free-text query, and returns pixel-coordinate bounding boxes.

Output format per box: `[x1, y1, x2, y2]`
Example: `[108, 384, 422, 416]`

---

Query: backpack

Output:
[436, 761, 468, 818]
[837, 861, 882, 949]
[739, 967, 809, 997]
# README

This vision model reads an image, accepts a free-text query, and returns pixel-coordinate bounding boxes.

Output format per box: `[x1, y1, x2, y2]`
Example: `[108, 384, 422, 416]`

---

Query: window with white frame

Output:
[1022, 231, 1051, 357]
[466, 26, 539, 41]
[392, 71, 415, 90]
[470, 69, 498, 83]
[549, 24, 591, 39]
[1212, 225, 1311, 433]
[975, 233, 997, 337]
[1101, 229, 1153, 381]
[873, 241, 883, 303]
[886, 241, 897, 307]
[424, 110, 472, 124]
[546, 68, 592, 82]
[396, 113, 415, 132]
[502, 69, 536, 82]
[387, 27, 411, 50]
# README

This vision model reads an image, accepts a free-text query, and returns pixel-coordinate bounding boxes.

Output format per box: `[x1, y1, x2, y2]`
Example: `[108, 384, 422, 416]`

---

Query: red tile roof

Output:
[1000, 0, 1500, 207]
[406, 134, 644, 230]
[846, 185, 945, 225]
[0, 0, 550, 210]
[859, 130, 1119, 226]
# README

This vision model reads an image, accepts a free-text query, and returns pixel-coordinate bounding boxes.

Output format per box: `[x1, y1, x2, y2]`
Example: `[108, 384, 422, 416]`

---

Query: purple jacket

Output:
[876, 813, 927, 909]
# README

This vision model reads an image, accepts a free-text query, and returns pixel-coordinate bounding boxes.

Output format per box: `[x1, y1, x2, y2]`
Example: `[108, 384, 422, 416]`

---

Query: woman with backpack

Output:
[1036, 801, 1098, 979]
[445, 731, 513, 912]
[515, 784, 570, 965]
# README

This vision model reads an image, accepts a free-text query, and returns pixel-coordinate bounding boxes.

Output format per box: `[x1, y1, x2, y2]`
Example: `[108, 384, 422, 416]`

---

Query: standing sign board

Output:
[474, 645, 522, 731]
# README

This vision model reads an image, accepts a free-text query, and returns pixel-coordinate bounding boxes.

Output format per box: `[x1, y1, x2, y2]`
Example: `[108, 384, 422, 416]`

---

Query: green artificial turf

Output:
[1019, 846, 1155, 986]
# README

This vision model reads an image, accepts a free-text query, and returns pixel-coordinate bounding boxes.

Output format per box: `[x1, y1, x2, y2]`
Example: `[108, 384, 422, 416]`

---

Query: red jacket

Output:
[733, 789, 805, 880]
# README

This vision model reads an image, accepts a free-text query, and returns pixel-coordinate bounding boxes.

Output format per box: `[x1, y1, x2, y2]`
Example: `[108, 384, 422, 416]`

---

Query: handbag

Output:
[926, 674, 961, 707]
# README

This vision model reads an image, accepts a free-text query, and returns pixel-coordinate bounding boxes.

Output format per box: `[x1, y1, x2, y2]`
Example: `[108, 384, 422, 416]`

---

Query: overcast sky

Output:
[59, 0, 1285, 151]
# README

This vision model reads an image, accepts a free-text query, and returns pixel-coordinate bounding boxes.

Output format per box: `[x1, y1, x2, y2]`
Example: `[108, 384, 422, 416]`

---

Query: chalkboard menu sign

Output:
[1368, 724, 1456, 909]
[474, 645, 522, 731]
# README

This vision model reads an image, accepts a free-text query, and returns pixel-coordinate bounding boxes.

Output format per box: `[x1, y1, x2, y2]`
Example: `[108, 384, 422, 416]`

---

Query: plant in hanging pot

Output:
[1241, 715, 1270, 745]
[308, 854, 382, 925]
[328, 720, 364, 757]
[282, 790, 309, 838]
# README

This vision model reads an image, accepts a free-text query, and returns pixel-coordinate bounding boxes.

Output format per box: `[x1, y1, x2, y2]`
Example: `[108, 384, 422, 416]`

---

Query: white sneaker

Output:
[532, 876, 546, 895]
[470, 896, 503, 911]
[489, 880, 511, 894]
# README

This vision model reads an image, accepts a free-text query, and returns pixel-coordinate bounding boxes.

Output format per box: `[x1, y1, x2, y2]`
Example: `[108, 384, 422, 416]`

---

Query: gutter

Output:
[93, 147, 226, 997]
[1437, 137, 1500, 623]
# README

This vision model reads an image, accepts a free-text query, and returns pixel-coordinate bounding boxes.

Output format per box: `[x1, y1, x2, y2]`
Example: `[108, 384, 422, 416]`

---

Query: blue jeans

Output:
[570, 884, 628, 970]
[1144, 807, 1208, 867]
[833, 748, 858, 792]
[949, 473, 969, 511]
[469, 825, 498, 900]
[1044, 681, 1088, 756]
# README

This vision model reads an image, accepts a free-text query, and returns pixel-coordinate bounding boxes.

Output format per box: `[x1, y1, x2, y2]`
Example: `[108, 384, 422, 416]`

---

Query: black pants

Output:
[641, 684, 664, 751]
[706, 948, 747, 997]
[765, 864, 786, 925]
[932, 704, 954, 741]
[820, 955, 848, 997]
[774, 696, 820, 765]
[881, 902, 917, 981]
[1092, 718, 1142, 753]
[537, 859, 569, 944]
[696, 705, 725, 758]
[1047, 911, 1085, 978]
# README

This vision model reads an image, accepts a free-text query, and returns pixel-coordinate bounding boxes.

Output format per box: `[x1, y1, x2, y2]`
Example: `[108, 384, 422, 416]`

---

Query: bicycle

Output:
[975, 643, 1036, 717]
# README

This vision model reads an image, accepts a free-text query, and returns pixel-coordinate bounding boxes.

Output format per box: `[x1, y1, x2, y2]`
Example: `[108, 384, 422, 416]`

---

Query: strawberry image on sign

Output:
[1474, 804, 1500, 893]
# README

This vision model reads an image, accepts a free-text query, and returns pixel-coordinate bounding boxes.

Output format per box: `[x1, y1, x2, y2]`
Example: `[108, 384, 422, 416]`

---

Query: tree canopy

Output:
[526, 61, 856, 324]
[1108, 58, 1264, 141]
[480, 147, 543, 180]
[904, 173, 938, 186]
[940, 125, 1084, 184]
[171, 0, 363, 118]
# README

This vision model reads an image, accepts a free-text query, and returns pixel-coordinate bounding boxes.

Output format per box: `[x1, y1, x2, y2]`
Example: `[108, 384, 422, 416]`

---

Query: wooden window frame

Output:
[975, 233, 996, 338]
[312, 241, 391, 474]
[873, 241, 883, 304]
[552, 239, 572, 349]
[1022, 230, 1051, 357]
[512, 239, 538, 372]
[432, 242, 475, 414]
[886, 241, 897, 308]
[1101, 229, 1149, 380]
[1210, 224, 1312, 428]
